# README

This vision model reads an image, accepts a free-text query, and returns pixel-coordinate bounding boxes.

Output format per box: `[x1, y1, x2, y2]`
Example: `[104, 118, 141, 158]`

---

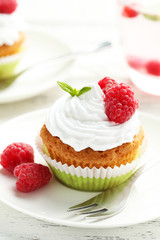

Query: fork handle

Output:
[25, 41, 111, 72]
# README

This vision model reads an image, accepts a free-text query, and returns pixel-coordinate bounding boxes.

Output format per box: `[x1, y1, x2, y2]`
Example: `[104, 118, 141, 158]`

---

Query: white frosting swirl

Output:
[0, 9, 25, 46]
[45, 82, 140, 152]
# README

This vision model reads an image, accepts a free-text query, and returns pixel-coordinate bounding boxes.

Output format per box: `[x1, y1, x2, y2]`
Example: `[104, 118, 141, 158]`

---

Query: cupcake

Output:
[0, 0, 25, 79]
[36, 77, 144, 191]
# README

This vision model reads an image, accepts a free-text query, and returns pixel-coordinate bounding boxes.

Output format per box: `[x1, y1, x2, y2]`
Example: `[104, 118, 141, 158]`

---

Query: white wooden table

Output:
[1, 6, 160, 238]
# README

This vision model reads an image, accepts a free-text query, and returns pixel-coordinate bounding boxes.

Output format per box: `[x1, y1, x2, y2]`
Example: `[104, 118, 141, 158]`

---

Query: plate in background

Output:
[0, 28, 73, 103]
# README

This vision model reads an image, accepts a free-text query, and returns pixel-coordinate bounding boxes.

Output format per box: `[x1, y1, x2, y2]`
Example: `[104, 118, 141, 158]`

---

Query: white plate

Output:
[0, 109, 160, 228]
[0, 28, 73, 103]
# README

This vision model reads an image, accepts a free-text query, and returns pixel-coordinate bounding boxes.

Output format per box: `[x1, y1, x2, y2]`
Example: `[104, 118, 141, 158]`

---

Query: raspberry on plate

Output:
[122, 6, 139, 18]
[145, 60, 160, 76]
[98, 77, 117, 94]
[104, 83, 139, 124]
[0, 0, 17, 14]
[14, 163, 52, 192]
[0, 142, 34, 173]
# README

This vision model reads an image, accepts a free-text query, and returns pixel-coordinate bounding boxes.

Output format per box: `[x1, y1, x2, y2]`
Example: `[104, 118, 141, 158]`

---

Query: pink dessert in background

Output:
[117, 0, 160, 95]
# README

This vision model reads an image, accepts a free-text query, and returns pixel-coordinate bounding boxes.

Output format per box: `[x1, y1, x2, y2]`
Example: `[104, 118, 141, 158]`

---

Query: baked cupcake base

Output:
[40, 124, 144, 169]
[0, 32, 25, 58]
[36, 135, 142, 191]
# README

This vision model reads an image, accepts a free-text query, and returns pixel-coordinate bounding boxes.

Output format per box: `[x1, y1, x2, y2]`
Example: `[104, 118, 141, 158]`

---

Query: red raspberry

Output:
[0, 143, 34, 173]
[122, 6, 139, 18]
[14, 163, 52, 193]
[0, 0, 17, 14]
[98, 77, 117, 94]
[145, 60, 160, 76]
[104, 83, 139, 124]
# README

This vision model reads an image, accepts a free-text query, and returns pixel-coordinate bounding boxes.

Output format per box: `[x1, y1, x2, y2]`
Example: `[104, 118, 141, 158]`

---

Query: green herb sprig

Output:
[57, 81, 91, 97]
[143, 13, 160, 21]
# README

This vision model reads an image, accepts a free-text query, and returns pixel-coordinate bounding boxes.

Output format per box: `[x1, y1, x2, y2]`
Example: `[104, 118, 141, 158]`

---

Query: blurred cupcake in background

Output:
[0, 0, 26, 79]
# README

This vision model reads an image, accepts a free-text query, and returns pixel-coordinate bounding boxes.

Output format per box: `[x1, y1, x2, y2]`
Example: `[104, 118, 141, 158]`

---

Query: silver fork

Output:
[68, 154, 160, 220]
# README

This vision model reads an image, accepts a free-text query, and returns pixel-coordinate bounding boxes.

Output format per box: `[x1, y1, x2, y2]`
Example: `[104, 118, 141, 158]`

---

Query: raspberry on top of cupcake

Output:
[38, 78, 144, 191]
[99, 77, 139, 124]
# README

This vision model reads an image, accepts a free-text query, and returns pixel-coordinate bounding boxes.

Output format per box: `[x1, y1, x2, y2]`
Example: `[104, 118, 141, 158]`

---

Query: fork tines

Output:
[68, 201, 108, 217]
[76, 208, 108, 216]
[68, 203, 98, 212]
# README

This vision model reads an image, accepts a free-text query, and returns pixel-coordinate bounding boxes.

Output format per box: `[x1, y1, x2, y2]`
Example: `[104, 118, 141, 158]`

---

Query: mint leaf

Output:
[143, 13, 160, 21]
[57, 81, 74, 97]
[57, 81, 91, 97]
[77, 87, 92, 96]
[73, 88, 79, 96]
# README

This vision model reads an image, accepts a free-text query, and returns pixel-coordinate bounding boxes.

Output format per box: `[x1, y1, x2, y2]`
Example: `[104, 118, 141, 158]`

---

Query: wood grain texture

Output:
[0, 201, 160, 240]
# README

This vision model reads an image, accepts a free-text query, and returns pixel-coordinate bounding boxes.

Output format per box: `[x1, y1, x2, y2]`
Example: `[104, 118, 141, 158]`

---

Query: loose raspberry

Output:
[122, 6, 139, 18]
[14, 163, 52, 192]
[104, 83, 139, 124]
[98, 77, 117, 94]
[0, 143, 34, 173]
[145, 60, 160, 76]
[0, 0, 17, 14]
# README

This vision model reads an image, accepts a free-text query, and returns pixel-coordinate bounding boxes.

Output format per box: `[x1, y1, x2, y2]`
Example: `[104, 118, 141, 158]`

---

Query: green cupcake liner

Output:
[48, 164, 134, 192]
[0, 47, 24, 79]
[36, 138, 141, 192]
[0, 59, 21, 79]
